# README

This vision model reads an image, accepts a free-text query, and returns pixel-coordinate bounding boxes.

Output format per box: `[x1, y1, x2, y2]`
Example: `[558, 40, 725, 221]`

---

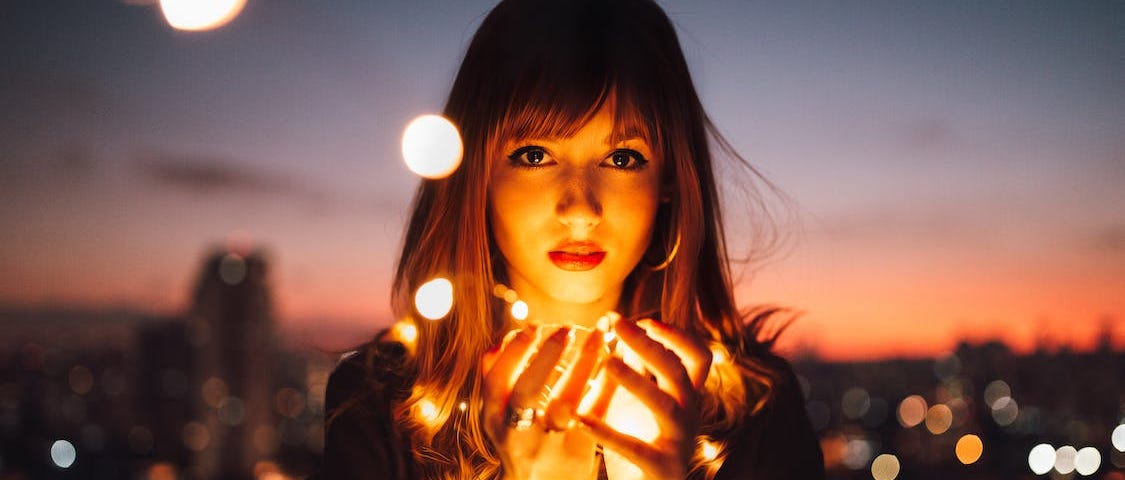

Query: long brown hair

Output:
[386, 0, 785, 478]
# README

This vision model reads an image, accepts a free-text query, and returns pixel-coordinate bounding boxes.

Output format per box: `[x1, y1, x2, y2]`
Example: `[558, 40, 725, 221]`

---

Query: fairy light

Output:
[709, 344, 729, 365]
[391, 320, 418, 349]
[416, 397, 441, 427]
[699, 438, 721, 462]
[402, 115, 463, 179]
[457, 401, 468, 412]
[414, 278, 453, 320]
[159, 0, 246, 31]
[510, 300, 529, 321]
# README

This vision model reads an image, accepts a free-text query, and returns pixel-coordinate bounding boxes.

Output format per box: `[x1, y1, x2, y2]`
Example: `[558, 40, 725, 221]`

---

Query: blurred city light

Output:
[983, 379, 1010, 408]
[402, 115, 463, 179]
[1055, 445, 1077, 474]
[1028, 443, 1056, 475]
[871, 453, 900, 480]
[841, 387, 871, 419]
[955, 434, 983, 464]
[897, 395, 927, 428]
[924, 404, 953, 435]
[50, 439, 76, 468]
[990, 396, 1019, 426]
[159, 0, 246, 31]
[414, 277, 454, 320]
[1113, 423, 1125, 452]
[1074, 446, 1101, 476]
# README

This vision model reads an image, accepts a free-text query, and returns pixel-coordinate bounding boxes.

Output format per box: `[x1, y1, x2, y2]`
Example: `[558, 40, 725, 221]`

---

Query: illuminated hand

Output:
[482, 325, 606, 480]
[578, 319, 712, 480]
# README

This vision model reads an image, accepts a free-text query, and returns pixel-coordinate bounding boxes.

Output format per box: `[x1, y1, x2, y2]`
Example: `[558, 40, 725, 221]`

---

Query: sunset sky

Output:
[2, 0, 1122, 360]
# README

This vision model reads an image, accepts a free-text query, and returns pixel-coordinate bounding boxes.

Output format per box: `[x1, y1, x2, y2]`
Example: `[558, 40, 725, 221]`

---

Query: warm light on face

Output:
[414, 277, 454, 320]
[402, 115, 463, 179]
[159, 0, 246, 31]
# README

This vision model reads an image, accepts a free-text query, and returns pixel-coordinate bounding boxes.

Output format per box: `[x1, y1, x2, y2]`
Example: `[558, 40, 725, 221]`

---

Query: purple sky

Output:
[2, 0, 1122, 359]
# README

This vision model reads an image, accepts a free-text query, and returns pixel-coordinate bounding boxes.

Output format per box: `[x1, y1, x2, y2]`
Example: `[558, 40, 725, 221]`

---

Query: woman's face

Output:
[488, 105, 663, 315]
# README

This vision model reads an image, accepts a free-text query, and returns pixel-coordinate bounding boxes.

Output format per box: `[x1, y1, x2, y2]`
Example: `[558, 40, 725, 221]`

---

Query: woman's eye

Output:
[605, 149, 649, 170]
[507, 146, 550, 167]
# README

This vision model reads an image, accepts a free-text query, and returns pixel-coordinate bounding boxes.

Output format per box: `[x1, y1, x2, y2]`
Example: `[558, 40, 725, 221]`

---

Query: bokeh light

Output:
[219, 253, 247, 285]
[1028, 443, 1056, 475]
[897, 395, 927, 428]
[1074, 447, 1101, 476]
[68, 365, 94, 395]
[871, 453, 900, 480]
[391, 320, 418, 348]
[50, 439, 76, 468]
[983, 380, 1010, 408]
[182, 422, 211, 451]
[416, 397, 441, 427]
[842, 438, 873, 470]
[146, 461, 177, 480]
[841, 387, 871, 420]
[401, 115, 463, 179]
[1113, 424, 1125, 452]
[699, 438, 720, 462]
[1055, 445, 1078, 474]
[159, 0, 246, 31]
[956, 434, 984, 464]
[414, 277, 454, 320]
[510, 300, 529, 321]
[924, 404, 953, 434]
[990, 396, 1019, 426]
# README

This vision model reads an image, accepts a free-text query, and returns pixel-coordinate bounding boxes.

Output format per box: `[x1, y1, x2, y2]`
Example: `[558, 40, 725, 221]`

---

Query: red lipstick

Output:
[549, 242, 605, 271]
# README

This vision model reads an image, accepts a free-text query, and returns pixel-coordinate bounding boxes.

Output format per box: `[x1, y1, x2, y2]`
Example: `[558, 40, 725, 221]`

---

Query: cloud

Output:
[132, 150, 325, 203]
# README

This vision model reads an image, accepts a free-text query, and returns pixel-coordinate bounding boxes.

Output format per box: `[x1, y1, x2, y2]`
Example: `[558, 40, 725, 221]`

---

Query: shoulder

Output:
[717, 352, 825, 480]
[325, 334, 413, 416]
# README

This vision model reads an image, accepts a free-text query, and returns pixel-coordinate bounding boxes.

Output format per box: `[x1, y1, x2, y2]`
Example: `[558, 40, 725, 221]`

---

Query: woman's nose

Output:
[555, 170, 602, 230]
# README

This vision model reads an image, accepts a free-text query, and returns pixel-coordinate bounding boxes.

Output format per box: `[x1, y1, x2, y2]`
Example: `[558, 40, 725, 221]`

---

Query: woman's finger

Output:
[614, 320, 694, 408]
[509, 326, 571, 409]
[635, 318, 712, 389]
[577, 414, 659, 471]
[544, 330, 604, 430]
[482, 326, 537, 403]
[604, 357, 688, 438]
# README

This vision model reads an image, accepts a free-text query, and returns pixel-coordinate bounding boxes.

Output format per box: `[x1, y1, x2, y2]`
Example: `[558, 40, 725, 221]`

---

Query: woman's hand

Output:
[482, 325, 606, 480]
[578, 319, 712, 480]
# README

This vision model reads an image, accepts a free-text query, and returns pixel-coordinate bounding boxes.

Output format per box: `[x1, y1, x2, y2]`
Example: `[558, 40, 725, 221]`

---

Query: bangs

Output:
[497, 82, 659, 146]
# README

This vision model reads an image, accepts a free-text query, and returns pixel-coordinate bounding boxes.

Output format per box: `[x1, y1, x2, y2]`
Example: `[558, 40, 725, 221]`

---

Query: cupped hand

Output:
[578, 318, 712, 480]
[482, 325, 606, 480]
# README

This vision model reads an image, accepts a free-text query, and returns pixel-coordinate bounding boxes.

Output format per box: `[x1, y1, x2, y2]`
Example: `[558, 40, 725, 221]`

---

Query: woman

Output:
[320, 0, 824, 478]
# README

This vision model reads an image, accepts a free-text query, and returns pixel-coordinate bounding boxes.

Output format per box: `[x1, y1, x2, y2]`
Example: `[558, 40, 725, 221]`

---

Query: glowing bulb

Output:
[159, 0, 246, 31]
[414, 278, 453, 320]
[416, 397, 440, 426]
[870, 454, 900, 480]
[956, 434, 984, 464]
[457, 401, 468, 412]
[401, 115, 463, 179]
[1028, 443, 1056, 475]
[510, 300, 529, 321]
[709, 345, 728, 365]
[699, 439, 720, 462]
[604, 388, 659, 443]
[392, 321, 418, 347]
[1075, 447, 1101, 476]
[50, 439, 77, 468]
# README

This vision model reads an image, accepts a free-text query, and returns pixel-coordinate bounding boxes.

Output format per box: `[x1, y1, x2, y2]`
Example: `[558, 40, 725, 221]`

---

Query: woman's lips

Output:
[548, 251, 606, 271]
